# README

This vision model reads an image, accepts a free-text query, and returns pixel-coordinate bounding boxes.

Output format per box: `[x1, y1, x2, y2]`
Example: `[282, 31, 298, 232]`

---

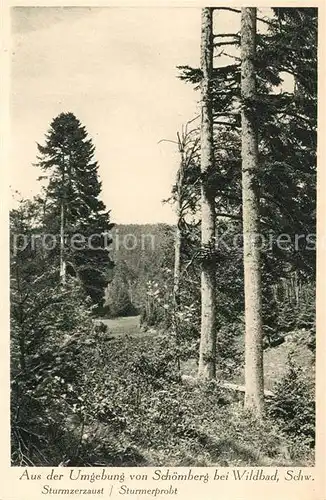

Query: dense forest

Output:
[10, 7, 316, 467]
[103, 224, 174, 318]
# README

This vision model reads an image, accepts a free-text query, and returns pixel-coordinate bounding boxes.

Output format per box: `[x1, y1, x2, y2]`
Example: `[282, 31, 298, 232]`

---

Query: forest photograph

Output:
[10, 6, 317, 467]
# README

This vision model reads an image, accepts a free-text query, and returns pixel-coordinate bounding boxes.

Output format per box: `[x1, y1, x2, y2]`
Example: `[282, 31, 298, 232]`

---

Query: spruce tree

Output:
[36, 112, 114, 305]
[198, 7, 217, 380]
[241, 7, 264, 415]
[178, 7, 316, 299]
[177, 7, 316, 382]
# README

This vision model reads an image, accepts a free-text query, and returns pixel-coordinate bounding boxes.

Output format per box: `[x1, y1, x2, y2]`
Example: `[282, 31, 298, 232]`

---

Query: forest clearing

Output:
[95, 315, 313, 392]
[10, 6, 316, 469]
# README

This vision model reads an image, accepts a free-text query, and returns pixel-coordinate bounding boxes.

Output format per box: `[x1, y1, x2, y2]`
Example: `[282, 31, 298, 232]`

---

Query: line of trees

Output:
[165, 7, 317, 416]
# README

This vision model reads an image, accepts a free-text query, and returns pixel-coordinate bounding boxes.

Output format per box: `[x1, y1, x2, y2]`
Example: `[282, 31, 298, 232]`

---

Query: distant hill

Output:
[110, 223, 174, 269]
[103, 223, 175, 316]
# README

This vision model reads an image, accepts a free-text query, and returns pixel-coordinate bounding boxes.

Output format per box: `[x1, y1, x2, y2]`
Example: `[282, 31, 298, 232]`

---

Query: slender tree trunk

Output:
[173, 150, 184, 372]
[174, 150, 184, 310]
[60, 158, 66, 285]
[241, 7, 264, 415]
[198, 7, 217, 379]
[173, 221, 181, 371]
[173, 223, 181, 311]
[294, 271, 299, 307]
[18, 330, 26, 373]
[128, 279, 134, 305]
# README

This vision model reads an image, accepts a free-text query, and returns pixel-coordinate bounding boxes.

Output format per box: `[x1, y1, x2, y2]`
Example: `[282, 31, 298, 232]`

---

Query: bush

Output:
[268, 355, 315, 447]
[94, 322, 108, 334]
[11, 279, 98, 466]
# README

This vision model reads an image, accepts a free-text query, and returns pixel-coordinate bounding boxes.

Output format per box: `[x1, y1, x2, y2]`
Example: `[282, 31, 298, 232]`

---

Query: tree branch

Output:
[213, 111, 240, 116]
[214, 33, 239, 38]
[215, 41, 239, 47]
[214, 7, 240, 14]
[213, 120, 239, 128]
[216, 212, 241, 220]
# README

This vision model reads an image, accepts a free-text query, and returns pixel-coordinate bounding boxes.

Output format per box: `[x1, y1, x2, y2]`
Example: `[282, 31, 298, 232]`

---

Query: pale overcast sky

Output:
[11, 7, 273, 224]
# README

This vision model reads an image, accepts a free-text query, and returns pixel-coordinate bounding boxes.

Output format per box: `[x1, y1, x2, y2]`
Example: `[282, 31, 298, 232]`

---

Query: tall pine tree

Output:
[198, 7, 217, 379]
[178, 7, 317, 320]
[36, 112, 114, 305]
[241, 7, 264, 415]
[176, 8, 316, 388]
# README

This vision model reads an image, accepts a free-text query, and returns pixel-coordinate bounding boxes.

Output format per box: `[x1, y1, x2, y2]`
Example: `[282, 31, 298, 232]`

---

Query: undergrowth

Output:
[11, 298, 315, 467]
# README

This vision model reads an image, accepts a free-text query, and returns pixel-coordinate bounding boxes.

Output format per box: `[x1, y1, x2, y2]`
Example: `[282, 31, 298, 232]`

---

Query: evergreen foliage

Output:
[173, 7, 316, 345]
[269, 356, 315, 447]
[10, 7, 317, 467]
[36, 112, 114, 305]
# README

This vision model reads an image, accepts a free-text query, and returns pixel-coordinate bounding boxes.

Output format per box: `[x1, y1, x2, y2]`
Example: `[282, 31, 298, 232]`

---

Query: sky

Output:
[11, 7, 203, 224]
[10, 7, 271, 224]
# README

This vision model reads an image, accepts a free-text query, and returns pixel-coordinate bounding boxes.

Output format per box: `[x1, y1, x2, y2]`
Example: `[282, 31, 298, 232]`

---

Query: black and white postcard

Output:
[1, 2, 325, 499]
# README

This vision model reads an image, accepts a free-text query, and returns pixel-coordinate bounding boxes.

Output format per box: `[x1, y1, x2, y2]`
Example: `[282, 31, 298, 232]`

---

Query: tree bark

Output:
[60, 156, 67, 285]
[173, 149, 185, 372]
[173, 222, 181, 312]
[198, 7, 217, 380]
[241, 7, 264, 415]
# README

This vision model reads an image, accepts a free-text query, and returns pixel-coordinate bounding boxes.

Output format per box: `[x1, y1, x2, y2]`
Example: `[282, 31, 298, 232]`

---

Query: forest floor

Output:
[90, 315, 314, 467]
[182, 333, 314, 391]
[94, 315, 142, 336]
[96, 316, 313, 391]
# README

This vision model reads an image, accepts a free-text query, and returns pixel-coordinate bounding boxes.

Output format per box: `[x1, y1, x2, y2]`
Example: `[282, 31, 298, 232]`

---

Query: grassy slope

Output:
[94, 316, 141, 335]
[226, 333, 314, 391]
[182, 334, 314, 391]
[97, 316, 314, 389]
[91, 316, 314, 466]
[262, 336, 314, 389]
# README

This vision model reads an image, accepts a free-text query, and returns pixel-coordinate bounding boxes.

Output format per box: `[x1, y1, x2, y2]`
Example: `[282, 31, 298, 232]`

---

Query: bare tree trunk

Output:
[241, 7, 264, 415]
[198, 7, 216, 380]
[294, 271, 299, 307]
[60, 159, 66, 285]
[173, 150, 184, 372]
[173, 223, 181, 311]
[173, 221, 181, 371]
[174, 149, 184, 311]
[128, 279, 134, 305]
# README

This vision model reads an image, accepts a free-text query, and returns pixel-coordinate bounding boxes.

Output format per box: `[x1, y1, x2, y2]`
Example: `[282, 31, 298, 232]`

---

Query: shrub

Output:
[94, 322, 109, 334]
[268, 355, 315, 447]
[11, 278, 98, 466]
[105, 277, 138, 318]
